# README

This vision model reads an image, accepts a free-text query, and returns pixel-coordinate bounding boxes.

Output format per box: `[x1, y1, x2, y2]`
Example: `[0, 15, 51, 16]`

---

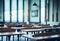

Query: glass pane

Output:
[5, 0, 10, 22]
[24, 0, 28, 22]
[18, 0, 23, 22]
[11, 0, 17, 22]
[41, 0, 45, 23]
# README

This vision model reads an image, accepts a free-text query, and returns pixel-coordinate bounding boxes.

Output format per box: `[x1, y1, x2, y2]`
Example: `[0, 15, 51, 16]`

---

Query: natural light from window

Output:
[41, 0, 45, 23]
[18, 0, 23, 22]
[11, 0, 17, 22]
[5, 0, 10, 22]
[5, 0, 23, 22]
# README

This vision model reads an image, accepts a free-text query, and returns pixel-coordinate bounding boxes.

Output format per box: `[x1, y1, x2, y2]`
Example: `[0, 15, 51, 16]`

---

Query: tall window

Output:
[4, 0, 23, 23]
[4, 0, 10, 22]
[41, 0, 45, 23]
[18, 0, 23, 22]
[11, 0, 17, 22]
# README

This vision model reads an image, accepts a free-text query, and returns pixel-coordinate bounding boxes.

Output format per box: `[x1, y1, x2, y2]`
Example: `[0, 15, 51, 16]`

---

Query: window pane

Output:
[5, 0, 10, 22]
[41, 0, 45, 23]
[18, 0, 23, 22]
[11, 0, 17, 22]
[24, 0, 28, 22]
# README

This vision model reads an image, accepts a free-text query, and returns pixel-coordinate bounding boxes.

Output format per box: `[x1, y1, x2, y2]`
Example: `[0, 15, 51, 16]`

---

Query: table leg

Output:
[34, 32, 35, 34]
[13, 35, 14, 41]
[6, 36, 7, 41]
[27, 38, 29, 41]
[7, 35, 10, 41]
[27, 32, 28, 34]
[25, 37, 26, 41]
[2, 36, 3, 41]
[9, 35, 10, 41]
[18, 35, 19, 41]
[26, 32, 28, 41]
[38, 31, 40, 34]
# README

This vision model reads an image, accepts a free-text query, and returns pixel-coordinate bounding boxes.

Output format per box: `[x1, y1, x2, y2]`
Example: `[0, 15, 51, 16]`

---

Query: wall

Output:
[30, 0, 40, 22]
[0, 0, 60, 26]
[29, 0, 60, 26]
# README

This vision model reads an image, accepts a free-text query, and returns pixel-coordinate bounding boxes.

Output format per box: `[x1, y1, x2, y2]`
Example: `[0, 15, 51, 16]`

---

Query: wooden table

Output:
[11, 27, 45, 34]
[32, 25, 43, 28]
[11, 26, 60, 41]
[0, 32, 23, 41]
[11, 26, 60, 34]
[21, 29, 45, 32]
[21, 29, 44, 33]
[22, 32, 60, 41]
[21, 27, 60, 33]
[23, 34, 60, 41]
[11, 26, 60, 29]
[11, 27, 28, 29]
